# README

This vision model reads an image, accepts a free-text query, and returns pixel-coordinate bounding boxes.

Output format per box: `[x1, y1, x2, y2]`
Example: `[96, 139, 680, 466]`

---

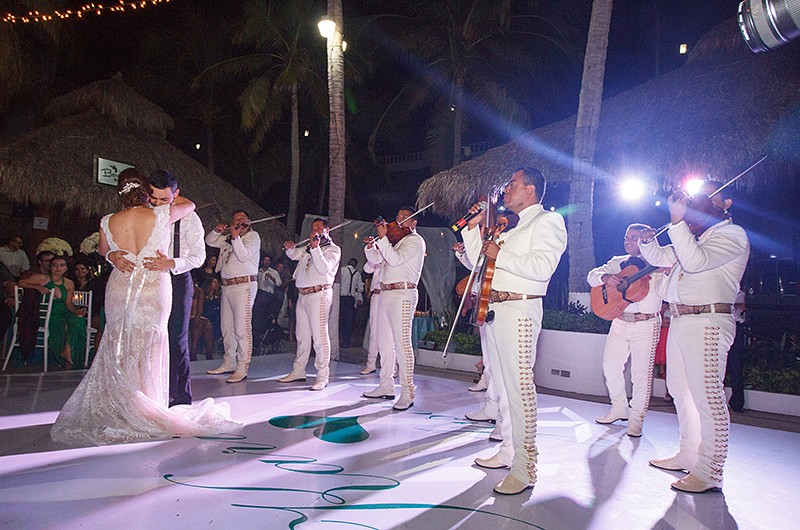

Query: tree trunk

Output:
[567, 0, 613, 303]
[326, 0, 346, 359]
[288, 83, 301, 234]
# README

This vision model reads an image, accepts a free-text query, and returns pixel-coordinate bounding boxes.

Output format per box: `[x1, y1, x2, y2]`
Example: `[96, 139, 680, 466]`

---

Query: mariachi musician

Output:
[462, 167, 566, 496]
[639, 181, 748, 494]
[205, 210, 261, 383]
[362, 206, 426, 411]
[278, 218, 341, 391]
[586, 223, 668, 437]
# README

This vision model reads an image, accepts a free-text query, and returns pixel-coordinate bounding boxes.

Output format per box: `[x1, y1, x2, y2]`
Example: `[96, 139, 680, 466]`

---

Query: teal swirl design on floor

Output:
[269, 415, 369, 444]
[168, 436, 544, 529]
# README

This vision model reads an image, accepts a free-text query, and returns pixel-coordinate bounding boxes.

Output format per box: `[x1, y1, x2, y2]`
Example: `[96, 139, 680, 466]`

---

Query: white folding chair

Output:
[2, 286, 23, 372]
[72, 290, 96, 368]
[2, 287, 54, 372]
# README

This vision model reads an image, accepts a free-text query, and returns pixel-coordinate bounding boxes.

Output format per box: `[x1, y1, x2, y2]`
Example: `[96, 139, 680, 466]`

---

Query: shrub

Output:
[423, 329, 482, 355]
[542, 309, 611, 334]
[741, 338, 800, 395]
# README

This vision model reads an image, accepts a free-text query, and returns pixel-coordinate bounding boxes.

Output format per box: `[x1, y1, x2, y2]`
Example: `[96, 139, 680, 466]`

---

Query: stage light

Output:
[685, 178, 704, 196]
[619, 179, 646, 201]
[655, 200, 662, 206]
[195, 143, 200, 150]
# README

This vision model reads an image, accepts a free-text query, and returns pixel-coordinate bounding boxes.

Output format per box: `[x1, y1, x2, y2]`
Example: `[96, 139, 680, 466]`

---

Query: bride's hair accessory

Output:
[119, 181, 141, 195]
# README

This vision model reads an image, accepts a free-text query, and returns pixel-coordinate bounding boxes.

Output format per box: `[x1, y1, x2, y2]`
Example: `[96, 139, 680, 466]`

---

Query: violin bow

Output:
[651, 154, 767, 238]
[248, 213, 286, 226]
[295, 219, 353, 246]
[398, 202, 435, 226]
[441, 189, 498, 358]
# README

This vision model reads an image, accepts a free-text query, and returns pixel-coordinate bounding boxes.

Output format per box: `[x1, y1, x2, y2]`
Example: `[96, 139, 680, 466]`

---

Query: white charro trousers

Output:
[379, 288, 417, 399]
[478, 326, 501, 419]
[483, 297, 542, 485]
[220, 282, 256, 370]
[370, 294, 398, 386]
[292, 289, 333, 380]
[601, 318, 660, 421]
[667, 312, 734, 487]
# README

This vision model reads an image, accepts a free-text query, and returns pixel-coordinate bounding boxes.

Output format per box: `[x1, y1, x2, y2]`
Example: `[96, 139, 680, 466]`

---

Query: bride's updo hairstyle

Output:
[117, 168, 150, 208]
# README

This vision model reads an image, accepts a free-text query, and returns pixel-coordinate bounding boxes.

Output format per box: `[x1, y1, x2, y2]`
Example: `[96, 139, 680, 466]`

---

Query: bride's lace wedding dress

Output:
[52, 205, 241, 445]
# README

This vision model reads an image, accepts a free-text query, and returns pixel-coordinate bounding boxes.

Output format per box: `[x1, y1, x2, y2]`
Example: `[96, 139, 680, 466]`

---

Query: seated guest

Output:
[71, 258, 94, 291]
[0, 235, 29, 280]
[192, 254, 218, 292]
[20, 251, 54, 280]
[191, 277, 221, 361]
[18, 256, 87, 368]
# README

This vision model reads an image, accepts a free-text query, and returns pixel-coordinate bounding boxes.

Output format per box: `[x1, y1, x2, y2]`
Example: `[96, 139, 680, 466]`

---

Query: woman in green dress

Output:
[18, 256, 87, 368]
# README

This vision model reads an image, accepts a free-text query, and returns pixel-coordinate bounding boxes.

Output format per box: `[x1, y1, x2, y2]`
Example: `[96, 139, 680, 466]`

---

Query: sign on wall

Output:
[94, 155, 135, 186]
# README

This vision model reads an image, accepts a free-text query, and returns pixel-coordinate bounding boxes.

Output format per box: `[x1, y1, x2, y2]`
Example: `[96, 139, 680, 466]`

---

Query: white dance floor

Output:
[1, 353, 797, 529]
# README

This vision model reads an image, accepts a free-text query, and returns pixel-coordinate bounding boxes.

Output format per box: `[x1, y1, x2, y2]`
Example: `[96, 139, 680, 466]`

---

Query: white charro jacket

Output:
[639, 219, 749, 305]
[463, 203, 567, 296]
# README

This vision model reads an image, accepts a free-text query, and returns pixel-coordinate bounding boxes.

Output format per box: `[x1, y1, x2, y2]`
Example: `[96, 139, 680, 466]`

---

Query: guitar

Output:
[591, 262, 660, 321]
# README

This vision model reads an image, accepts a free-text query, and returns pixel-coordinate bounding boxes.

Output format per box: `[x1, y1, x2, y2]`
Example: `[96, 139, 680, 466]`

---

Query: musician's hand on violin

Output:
[668, 191, 688, 225]
[638, 228, 657, 245]
[309, 233, 321, 249]
[284, 240, 296, 250]
[466, 202, 486, 230]
[481, 240, 500, 259]
[229, 222, 243, 240]
[375, 222, 388, 240]
[214, 223, 227, 234]
[363, 236, 375, 249]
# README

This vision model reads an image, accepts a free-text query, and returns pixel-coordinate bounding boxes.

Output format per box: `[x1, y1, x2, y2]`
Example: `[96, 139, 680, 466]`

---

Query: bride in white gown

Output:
[51, 171, 241, 445]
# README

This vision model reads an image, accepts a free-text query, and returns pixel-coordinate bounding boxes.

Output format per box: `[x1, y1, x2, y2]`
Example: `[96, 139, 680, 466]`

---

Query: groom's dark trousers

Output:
[169, 271, 194, 406]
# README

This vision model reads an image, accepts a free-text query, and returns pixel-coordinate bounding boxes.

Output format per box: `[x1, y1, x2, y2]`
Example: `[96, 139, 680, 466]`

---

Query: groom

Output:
[143, 170, 206, 406]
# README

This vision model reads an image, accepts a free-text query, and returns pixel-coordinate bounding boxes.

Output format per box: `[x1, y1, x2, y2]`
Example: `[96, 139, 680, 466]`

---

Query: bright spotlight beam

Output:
[685, 178, 704, 196]
[619, 179, 646, 201]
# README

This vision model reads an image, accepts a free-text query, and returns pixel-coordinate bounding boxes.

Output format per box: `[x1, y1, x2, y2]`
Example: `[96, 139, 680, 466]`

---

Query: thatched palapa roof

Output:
[0, 73, 292, 256]
[418, 20, 800, 217]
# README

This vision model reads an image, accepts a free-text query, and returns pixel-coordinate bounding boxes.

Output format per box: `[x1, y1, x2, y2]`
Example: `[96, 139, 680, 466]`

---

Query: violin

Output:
[370, 215, 413, 246]
[456, 207, 517, 326]
[223, 221, 250, 234]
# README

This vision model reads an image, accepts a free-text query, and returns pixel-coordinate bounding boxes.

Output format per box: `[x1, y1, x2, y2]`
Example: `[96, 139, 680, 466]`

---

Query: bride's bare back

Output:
[106, 207, 157, 256]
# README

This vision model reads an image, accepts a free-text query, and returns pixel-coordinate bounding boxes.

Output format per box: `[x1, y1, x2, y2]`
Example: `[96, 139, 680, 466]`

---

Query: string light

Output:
[2, 1, 172, 24]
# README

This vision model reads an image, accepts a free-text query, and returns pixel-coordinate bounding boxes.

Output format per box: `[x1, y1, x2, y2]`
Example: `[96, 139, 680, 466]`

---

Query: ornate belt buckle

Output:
[669, 302, 680, 318]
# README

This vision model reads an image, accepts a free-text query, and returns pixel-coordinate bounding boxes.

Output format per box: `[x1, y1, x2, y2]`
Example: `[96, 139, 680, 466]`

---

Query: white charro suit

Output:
[285, 240, 341, 383]
[587, 255, 666, 427]
[639, 219, 749, 488]
[463, 203, 567, 486]
[364, 231, 425, 406]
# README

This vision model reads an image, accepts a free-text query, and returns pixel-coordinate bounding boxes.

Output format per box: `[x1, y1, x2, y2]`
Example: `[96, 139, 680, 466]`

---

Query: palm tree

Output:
[368, 0, 578, 172]
[325, 0, 346, 239]
[195, 0, 327, 234]
[567, 0, 613, 301]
